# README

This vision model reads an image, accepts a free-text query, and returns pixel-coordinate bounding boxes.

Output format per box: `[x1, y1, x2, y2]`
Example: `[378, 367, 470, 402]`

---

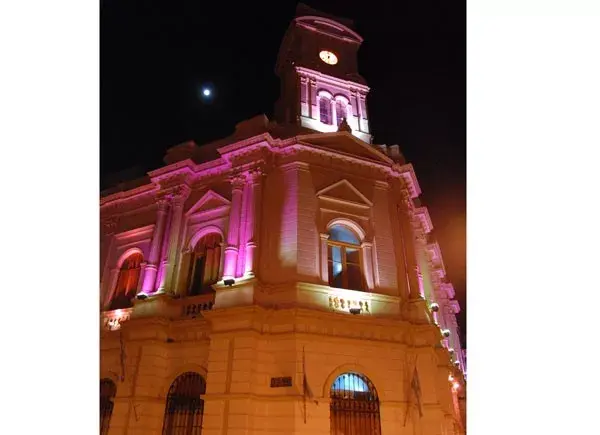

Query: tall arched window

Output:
[109, 251, 143, 310]
[100, 378, 117, 435]
[188, 233, 222, 295]
[328, 225, 364, 291]
[162, 372, 206, 435]
[335, 99, 348, 126]
[320, 96, 333, 125]
[330, 372, 381, 435]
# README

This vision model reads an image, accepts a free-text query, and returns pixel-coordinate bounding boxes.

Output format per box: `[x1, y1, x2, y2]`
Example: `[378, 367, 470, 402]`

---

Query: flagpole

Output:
[403, 357, 413, 427]
[303, 346, 307, 424]
[119, 328, 126, 382]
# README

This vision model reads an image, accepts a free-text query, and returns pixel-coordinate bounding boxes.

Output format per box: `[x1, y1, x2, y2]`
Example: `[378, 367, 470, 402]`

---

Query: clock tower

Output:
[274, 3, 372, 143]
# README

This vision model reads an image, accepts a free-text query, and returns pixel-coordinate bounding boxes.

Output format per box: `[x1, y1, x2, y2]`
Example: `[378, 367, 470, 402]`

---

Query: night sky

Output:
[100, 0, 466, 345]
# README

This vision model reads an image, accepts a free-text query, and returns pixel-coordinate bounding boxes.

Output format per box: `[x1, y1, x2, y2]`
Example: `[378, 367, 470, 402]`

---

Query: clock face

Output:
[319, 50, 338, 65]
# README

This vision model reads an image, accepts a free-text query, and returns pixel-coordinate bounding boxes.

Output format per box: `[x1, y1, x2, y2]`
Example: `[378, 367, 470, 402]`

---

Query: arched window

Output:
[335, 99, 348, 126]
[162, 372, 206, 435]
[320, 96, 333, 125]
[328, 225, 363, 291]
[109, 252, 143, 310]
[330, 372, 381, 434]
[188, 233, 222, 296]
[100, 378, 117, 435]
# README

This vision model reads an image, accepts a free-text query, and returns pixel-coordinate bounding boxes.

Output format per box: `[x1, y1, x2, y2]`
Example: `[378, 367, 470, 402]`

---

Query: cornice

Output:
[392, 163, 422, 198]
[100, 184, 158, 209]
[414, 206, 434, 233]
[216, 133, 274, 158]
[296, 66, 370, 93]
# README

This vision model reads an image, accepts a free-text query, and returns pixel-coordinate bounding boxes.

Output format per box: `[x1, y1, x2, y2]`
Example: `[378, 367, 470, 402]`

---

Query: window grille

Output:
[100, 378, 117, 435]
[330, 373, 381, 435]
[162, 372, 206, 435]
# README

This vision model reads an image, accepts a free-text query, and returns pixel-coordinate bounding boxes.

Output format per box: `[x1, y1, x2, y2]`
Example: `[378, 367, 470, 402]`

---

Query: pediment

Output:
[297, 132, 392, 164]
[186, 190, 230, 216]
[316, 179, 372, 207]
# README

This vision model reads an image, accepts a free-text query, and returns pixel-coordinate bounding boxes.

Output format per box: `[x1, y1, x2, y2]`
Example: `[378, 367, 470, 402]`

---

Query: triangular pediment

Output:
[316, 179, 372, 207]
[186, 190, 230, 216]
[297, 132, 393, 164]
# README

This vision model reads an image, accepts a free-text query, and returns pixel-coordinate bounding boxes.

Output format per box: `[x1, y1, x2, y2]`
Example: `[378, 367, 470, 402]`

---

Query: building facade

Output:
[100, 4, 466, 435]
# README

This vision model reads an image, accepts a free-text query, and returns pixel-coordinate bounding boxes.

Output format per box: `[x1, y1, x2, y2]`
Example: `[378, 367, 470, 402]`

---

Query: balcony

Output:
[100, 292, 215, 331]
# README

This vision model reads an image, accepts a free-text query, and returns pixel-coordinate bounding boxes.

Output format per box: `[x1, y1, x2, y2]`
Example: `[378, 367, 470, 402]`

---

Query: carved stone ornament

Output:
[229, 174, 246, 190]
[101, 217, 118, 233]
[156, 198, 170, 212]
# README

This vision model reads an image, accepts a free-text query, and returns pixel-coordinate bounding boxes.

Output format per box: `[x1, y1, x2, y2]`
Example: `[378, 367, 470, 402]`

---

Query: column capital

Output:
[360, 241, 373, 249]
[229, 174, 246, 190]
[159, 185, 191, 206]
[319, 233, 330, 241]
[156, 198, 170, 212]
[247, 166, 266, 182]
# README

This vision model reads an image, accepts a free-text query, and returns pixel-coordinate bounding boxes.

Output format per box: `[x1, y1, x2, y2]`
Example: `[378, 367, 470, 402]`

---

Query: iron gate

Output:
[100, 378, 117, 435]
[162, 372, 206, 435]
[330, 372, 381, 435]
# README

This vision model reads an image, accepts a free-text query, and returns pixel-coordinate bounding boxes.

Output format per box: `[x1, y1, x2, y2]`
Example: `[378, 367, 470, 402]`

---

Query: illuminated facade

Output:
[100, 4, 466, 435]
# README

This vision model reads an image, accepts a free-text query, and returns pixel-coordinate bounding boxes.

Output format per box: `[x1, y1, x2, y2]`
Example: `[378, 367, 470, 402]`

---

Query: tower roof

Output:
[294, 3, 356, 30]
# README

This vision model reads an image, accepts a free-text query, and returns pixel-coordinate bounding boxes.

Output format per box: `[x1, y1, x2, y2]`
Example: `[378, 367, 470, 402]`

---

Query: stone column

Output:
[141, 199, 170, 293]
[243, 168, 263, 277]
[320, 233, 330, 284]
[349, 89, 360, 131]
[358, 92, 369, 133]
[299, 76, 309, 117]
[223, 175, 245, 280]
[236, 181, 250, 278]
[157, 186, 190, 293]
[361, 241, 375, 291]
[309, 78, 318, 120]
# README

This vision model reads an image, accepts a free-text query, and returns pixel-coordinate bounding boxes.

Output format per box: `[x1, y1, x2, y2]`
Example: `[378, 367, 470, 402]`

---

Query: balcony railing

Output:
[100, 293, 215, 331]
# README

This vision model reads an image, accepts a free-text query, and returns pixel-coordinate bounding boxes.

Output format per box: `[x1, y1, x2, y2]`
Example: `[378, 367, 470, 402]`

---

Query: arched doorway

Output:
[330, 372, 381, 434]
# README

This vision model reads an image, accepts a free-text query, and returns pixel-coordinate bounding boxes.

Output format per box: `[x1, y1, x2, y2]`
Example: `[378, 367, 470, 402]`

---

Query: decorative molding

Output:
[185, 190, 231, 217]
[316, 179, 373, 207]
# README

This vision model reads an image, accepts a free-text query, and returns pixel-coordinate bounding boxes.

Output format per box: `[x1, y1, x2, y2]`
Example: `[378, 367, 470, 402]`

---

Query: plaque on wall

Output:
[270, 376, 293, 388]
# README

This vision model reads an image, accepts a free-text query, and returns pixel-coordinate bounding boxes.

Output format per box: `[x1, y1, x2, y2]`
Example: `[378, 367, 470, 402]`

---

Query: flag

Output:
[302, 346, 315, 423]
[411, 366, 423, 418]
[119, 329, 126, 382]
[404, 361, 423, 427]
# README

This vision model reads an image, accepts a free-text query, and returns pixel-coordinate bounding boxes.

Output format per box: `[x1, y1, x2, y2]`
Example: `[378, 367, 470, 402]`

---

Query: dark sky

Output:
[100, 0, 466, 345]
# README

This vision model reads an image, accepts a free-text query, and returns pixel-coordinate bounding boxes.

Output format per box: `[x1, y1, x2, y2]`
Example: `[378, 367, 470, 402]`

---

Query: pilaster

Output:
[361, 241, 375, 291]
[142, 199, 170, 293]
[309, 78, 318, 120]
[243, 167, 264, 277]
[223, 175, 245, 280]
[157, 185, 191, 293]
[319, 233, 330, 285]
[398, 186, 421, 301]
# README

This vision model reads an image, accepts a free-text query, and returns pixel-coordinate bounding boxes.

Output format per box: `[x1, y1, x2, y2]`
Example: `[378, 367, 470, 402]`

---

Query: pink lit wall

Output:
[100, 128, 465, 373]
